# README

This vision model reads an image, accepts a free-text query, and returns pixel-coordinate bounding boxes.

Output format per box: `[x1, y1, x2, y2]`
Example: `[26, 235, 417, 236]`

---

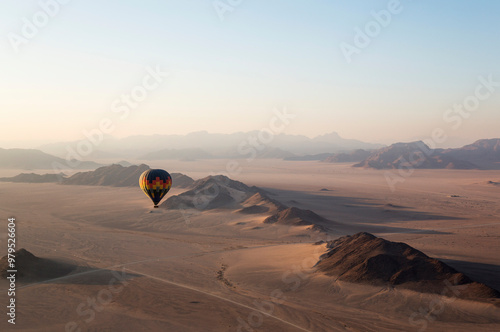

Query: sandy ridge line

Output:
[7, 220, 500, 292]
[6, 242, 308, 292]
[124, 267, 315, 332]
[4, 243, 320, 331]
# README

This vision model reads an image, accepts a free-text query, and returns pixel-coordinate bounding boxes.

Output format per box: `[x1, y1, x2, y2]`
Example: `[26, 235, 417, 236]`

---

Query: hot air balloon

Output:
[139, 169, 172, 208]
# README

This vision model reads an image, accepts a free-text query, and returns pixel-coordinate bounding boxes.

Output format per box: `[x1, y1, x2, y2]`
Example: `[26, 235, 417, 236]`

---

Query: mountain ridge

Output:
[0, 148, 102, 170]
[354, 139, 500, 169]
[37, 131, 383, 159]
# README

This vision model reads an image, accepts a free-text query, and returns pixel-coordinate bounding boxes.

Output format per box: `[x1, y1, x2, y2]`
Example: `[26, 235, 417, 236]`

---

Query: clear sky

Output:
[1, 0, 499, 148]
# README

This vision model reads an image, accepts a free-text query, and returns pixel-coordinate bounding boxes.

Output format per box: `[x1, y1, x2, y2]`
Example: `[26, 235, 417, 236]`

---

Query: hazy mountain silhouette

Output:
[0, 148, 102, 170]
[0, 172, 65, 183]
[38, 131, 383, 159]
[284, 153, 335, 161]
[440, 138, 500, 169]
[139, 148, 214, 160]
[322, 149, 372, 163]
[116, 160, 133, 167]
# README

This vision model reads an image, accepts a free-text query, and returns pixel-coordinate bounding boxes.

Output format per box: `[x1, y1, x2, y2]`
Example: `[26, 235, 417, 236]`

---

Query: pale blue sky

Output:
[1, 0, 499, 148]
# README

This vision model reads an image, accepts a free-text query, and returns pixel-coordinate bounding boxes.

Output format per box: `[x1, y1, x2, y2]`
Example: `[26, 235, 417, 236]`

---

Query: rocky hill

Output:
[62, 164, 194, 188]
[0, 249, 75, 281]
[441, 138, 500, 168]
[316, 233, 499, 299]
[0, 172, 65, 183]
[161, 175, 261, 210]
[264, 207, 327, 226]
[263, 206, 330, 231]
[353, 141, 478, 169]
[163, 175, 332, 231]
[237, 192, 286, 214]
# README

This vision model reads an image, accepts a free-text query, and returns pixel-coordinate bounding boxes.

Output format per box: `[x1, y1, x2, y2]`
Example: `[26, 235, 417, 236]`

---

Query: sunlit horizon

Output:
[1, 1, 499, 149]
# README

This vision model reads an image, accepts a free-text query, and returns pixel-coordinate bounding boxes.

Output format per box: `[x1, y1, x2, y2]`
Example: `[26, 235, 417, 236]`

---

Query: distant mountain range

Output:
[37, 131, 384, 160]
[284, 153, 335, 161]
[0, 173, 66, 183]
[353, 139, 500, 170]
[139, 148, 214, 160]
[287, 139, 500, 167]
[0, 148, 102, 170]
[2, 138, 499, 170]
[284, 149, 373, 162]
[322, 149, 372, 163]
[440, 138, 500, 168]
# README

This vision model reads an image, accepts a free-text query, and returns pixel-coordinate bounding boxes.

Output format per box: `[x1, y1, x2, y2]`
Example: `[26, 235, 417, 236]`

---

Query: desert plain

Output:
[0, 159, 499, 332]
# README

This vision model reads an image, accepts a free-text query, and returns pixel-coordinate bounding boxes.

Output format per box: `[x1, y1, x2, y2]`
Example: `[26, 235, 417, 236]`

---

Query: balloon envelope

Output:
[139, 169, 172, 207]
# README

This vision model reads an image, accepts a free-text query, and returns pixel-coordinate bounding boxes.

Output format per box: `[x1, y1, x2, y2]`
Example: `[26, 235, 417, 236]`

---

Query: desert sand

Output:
[1, 160, 499, 331]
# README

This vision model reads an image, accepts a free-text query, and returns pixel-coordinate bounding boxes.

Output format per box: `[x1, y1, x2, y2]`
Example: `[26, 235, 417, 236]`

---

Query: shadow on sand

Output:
[7, 257, 142, 287]
[264, 188, 460, 235]
[440, 258, 500, 292]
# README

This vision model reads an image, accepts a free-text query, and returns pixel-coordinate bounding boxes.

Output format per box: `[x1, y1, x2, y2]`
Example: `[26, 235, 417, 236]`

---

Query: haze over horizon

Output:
[1, 1, 499, 148]
[0, 130, 496, 151]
